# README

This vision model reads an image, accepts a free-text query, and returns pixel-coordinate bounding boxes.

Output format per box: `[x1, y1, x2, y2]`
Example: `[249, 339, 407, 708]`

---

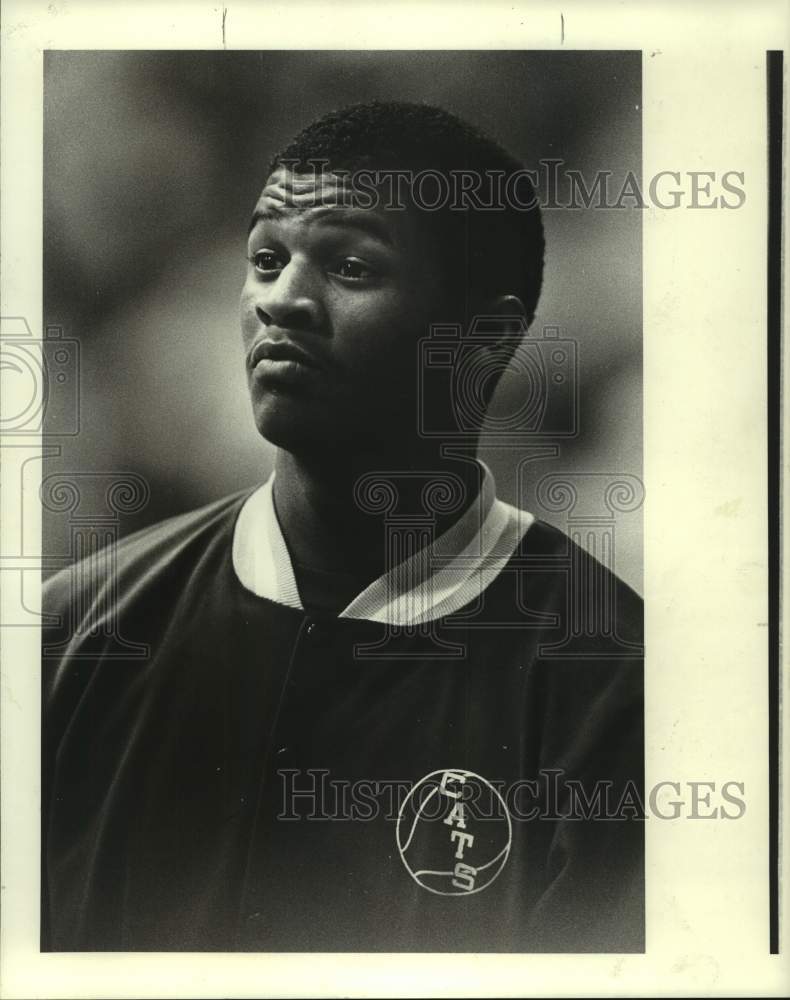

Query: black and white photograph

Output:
[0, 1, 785, 997]
[38, 49, 644, 953]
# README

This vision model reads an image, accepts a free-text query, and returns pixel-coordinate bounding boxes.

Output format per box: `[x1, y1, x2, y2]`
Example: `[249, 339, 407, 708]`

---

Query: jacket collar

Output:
[232, 463, 533, 625]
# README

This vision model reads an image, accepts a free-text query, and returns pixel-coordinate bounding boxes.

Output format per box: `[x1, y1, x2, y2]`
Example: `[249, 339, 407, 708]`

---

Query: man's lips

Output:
[249, 338, 323, 371]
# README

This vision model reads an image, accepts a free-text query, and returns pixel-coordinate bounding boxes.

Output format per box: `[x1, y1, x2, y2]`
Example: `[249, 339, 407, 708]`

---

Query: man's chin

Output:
[250, 392, 418, 460]
[251, 398, 342, 455]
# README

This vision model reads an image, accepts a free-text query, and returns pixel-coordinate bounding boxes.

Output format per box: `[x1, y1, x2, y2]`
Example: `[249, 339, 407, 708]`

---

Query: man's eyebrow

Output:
[247, 206, 395, 246]
[247, 208, 277, 236]
[310, 209, 395, 247]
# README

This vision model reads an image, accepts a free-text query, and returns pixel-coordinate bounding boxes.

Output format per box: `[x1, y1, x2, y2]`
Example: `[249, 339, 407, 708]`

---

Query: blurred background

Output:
[43, 50, 642, 592]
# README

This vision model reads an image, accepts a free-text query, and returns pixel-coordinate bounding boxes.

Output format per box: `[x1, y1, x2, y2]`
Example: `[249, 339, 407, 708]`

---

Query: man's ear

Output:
[481, 294, 529, 340]
[471, 294, 529, 410]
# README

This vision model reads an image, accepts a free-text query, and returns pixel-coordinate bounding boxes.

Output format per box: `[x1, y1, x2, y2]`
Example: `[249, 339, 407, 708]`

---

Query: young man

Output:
[42, 101, 644, 952]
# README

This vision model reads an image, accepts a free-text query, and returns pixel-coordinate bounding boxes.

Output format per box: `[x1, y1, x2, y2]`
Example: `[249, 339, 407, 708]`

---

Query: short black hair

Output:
[269, 101, 545, 325]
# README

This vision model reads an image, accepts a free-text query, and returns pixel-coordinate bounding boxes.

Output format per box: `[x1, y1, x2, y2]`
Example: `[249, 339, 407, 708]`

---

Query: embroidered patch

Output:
[396, 768, 512, 896]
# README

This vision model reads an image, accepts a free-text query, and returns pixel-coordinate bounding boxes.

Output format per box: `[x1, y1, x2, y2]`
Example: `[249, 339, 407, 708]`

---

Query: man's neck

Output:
[272, 445, 483, 584]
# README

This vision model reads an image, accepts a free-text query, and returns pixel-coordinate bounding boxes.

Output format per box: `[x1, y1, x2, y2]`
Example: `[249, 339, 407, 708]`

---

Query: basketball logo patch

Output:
[396, 769, 512, 896]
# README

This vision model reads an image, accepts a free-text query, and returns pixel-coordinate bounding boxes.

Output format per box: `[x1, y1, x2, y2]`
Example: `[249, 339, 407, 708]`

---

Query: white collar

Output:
[232, 464, 534, 626]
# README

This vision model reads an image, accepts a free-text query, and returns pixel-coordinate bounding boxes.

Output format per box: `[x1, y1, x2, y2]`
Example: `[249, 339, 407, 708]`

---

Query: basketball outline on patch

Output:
[396, 768, 513, 896]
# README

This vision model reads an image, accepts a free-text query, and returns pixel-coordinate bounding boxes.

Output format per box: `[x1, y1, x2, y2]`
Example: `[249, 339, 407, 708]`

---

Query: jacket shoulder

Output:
[42, 489, 251, 621]
[512, 516, 643, 645]
[521, 516, 641, 588]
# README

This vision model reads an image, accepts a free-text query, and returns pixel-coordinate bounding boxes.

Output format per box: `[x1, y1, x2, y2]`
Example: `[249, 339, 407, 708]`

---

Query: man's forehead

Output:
[252, 165, 415, 245]
[258, 165, 353, 211]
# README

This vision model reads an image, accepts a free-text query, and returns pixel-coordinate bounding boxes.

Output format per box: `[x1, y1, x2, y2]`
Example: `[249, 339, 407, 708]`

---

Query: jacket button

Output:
[305, 618, 323, 640]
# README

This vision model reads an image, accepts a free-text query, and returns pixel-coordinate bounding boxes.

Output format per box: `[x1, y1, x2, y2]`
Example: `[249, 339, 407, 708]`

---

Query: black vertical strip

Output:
[767, 49, 782, 956]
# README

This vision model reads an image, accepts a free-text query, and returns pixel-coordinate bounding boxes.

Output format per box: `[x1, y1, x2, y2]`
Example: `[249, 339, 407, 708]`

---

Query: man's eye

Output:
[250, 249, 284, 273]
[335, 258, 374, 281]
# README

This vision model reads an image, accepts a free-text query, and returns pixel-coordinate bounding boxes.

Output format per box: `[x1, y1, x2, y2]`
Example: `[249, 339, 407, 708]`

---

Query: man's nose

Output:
[254, 259, 325, 331]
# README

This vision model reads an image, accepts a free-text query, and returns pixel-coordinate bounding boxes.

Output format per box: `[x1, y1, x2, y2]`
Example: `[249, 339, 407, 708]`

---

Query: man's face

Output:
[240, 166, 452, 456]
